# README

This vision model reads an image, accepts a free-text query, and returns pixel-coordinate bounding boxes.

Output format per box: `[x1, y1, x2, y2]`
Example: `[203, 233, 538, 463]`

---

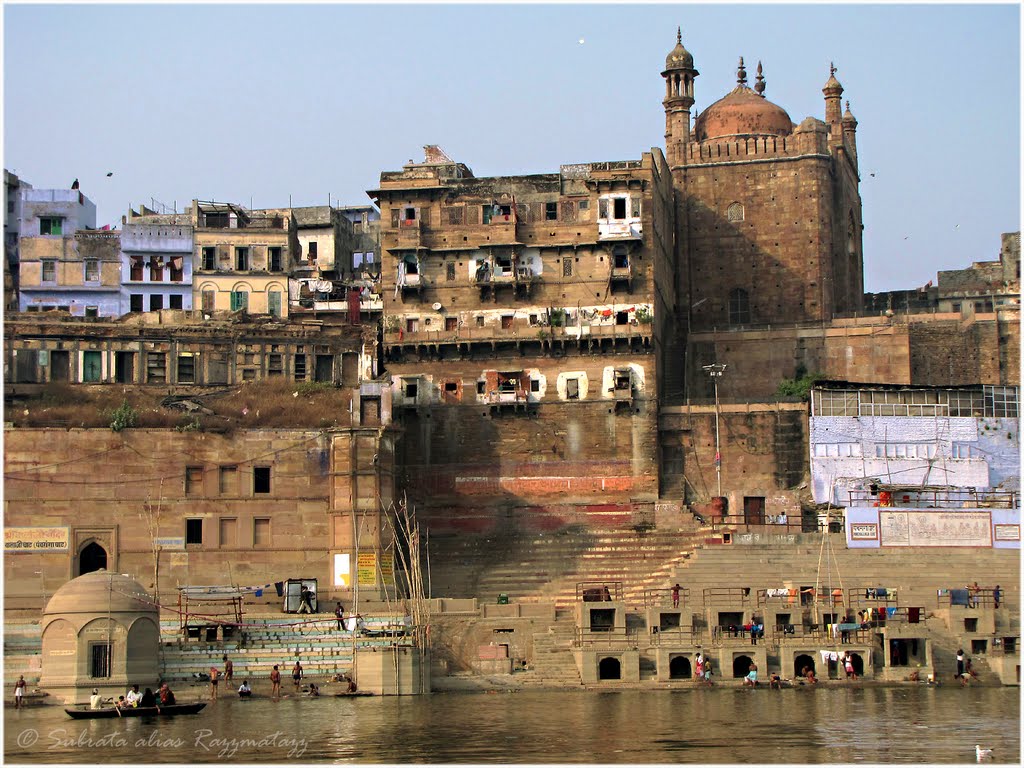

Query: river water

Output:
[4, 687, 1019, 763]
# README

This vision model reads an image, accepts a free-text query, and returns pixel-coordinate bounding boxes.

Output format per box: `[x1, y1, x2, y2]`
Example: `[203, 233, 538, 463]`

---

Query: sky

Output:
[3, 2, 1020, 292]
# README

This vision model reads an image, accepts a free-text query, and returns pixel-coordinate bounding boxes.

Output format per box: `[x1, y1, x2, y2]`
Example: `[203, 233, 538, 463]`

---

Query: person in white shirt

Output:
[89, 688, 102, 709]
[125, 684, 141, 707]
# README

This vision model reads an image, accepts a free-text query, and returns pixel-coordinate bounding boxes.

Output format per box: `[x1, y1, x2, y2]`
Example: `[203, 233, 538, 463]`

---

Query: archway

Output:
[849, 652, 865, 677]
[794, 653, 816, 678]
[79, 542, 107, 575]
[598, 657, 621, 680]
[732, 654, 753, 678]
[669, 655, 691, 680]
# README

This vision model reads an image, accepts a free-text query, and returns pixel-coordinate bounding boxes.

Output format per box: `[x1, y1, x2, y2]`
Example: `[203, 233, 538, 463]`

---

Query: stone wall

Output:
[3, 427, 386, 615]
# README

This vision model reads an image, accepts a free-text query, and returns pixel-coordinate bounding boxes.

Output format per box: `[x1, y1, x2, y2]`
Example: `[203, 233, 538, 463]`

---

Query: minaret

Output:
[662, 27, 698, 166]
[822, 62, 844, 140]
[842, 99, 859, 166]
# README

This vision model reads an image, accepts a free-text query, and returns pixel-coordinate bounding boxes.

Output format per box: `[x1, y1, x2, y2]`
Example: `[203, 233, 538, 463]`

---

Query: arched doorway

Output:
[79, 542, 107, 575]
[794, 653, 816, 678]
[848, 652, 865, 677]
[732, 654, 753, 678]
[598, 657, 621, 680]
[669, 655, 691, 680]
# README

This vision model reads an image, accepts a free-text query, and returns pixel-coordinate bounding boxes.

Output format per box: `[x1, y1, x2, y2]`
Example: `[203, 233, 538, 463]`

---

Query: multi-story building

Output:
[17, 186, 123, 317]
[182, 200, 292, 318]
[5, 169, 31, 309]
[120, 221, 194, 313]
[370, 144, 668, 531]
[289, 206, 358, 315]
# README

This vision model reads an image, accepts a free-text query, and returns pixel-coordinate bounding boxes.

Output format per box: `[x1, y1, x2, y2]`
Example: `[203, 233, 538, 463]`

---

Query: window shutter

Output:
[390, 209, 400, 228]
[561, 201, 576, 222]
[528, 202, 542, 223]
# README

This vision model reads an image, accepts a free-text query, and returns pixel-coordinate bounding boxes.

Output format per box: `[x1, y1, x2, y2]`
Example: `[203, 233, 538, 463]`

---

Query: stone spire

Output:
[737, 57, 747, 87]
[662, 28, 699, 165]
[754, 61, 766, 97]
[823, 62, 844, 132]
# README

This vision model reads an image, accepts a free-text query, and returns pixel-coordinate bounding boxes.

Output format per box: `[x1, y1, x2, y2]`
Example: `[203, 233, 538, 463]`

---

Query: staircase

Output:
[515, 611, 583, 688]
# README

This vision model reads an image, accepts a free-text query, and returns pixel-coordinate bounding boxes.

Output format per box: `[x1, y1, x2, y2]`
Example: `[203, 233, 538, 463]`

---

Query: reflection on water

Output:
[4, 687, 1020, 763]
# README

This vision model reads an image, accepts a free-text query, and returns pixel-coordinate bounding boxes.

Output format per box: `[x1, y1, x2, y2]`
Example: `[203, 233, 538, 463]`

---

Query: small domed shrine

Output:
[40, 570, 160, 704]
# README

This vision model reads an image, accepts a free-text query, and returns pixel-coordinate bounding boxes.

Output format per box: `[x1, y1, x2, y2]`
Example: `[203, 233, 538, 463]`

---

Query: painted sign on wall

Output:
[5, 527, 70, 552]
[879, 510, 992, 547]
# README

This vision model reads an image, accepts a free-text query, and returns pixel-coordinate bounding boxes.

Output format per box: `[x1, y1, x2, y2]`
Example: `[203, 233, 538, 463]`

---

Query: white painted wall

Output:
[810, 415, 1019, 504]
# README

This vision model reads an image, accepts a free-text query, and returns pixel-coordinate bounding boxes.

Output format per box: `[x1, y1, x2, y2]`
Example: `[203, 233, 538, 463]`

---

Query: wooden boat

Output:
[65, 702, 206, 719]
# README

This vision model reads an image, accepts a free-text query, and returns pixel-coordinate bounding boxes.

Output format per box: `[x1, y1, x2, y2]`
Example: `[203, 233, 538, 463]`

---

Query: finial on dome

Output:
[830, 62, 836, 76]
[755, 61, 766, 96]
[737, 57, 747, 86]
[677, 26, 681, 45]
[845, 100, 850, 111]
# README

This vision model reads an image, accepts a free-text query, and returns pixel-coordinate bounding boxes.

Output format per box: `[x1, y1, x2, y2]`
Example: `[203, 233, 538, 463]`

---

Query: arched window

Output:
[729, 288, 751, 325]
[727, 202, 744, 222]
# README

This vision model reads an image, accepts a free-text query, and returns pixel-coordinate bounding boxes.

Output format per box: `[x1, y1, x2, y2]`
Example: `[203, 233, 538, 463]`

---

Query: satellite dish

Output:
[432, 302, 443, 311]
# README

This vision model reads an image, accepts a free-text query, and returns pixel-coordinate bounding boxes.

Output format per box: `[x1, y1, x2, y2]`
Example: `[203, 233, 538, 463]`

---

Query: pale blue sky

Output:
[3, 3, 1020, 291]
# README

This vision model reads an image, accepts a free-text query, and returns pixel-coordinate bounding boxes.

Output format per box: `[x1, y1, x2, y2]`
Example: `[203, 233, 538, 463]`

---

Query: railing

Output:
[772, 623, 873, 643]
[847, 489, 1017, 509]
[485, 389, 526, 406]
[705, 513, 821, 533]
[641, 587, 690, 609]
[758, 587, 847, 607]
[577, 581, 623, 602]
[648, 626, 704, 646]
[572, 626, 638, 648]
[703, 587, 757, 607]
[383, 320, 651, 346]
[937, 587, 998, 608]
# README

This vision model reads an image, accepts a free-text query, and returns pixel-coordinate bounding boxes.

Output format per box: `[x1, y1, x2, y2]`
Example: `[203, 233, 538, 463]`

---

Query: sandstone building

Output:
[3, 31, 1018, 627]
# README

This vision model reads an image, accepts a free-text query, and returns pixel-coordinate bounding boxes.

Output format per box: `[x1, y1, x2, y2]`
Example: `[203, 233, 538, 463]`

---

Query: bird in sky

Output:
[578, 38, 585, 45]
[976, 745, 994, 761]
[869, 173, 876, 177]
[106, 172, 113, 177]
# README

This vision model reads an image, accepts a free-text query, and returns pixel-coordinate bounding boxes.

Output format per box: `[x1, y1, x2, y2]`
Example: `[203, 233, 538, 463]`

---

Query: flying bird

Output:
[106, 172, 113, 177]
[976, 745, 994, 761]
[869, 173, 876, 177]
[578, 38, 585, 45]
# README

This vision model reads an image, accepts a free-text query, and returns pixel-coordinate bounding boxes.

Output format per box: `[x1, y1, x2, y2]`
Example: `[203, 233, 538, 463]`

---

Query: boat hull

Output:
[65, 703, 207, 719]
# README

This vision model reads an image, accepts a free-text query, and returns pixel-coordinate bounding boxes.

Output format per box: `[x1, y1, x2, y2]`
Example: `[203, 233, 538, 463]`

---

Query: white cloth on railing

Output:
[766, 588, 789, 598]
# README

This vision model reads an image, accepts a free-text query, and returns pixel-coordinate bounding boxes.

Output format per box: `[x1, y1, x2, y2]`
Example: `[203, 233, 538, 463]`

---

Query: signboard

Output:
[5, 527, 69, 552]
[379, 552, 394, 581]
[155, 537, 185, 551]
[333, 553, 351, 588]
[850, 523, 878, 541]
[357, 552, 376, 587]
[879, 510, 992, 548]
[994, 524, 1020, 542]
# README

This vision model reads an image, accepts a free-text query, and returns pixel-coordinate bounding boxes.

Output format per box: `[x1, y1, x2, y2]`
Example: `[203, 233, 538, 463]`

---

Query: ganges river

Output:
[4, 686, 1020, 763]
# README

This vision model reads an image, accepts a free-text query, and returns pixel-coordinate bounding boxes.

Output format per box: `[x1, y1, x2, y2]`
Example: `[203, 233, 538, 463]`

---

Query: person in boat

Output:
[89, 688, 102, 710]
[139, 687, 157, 707]
[238, 680, 252, 697]
[158, 683, 176, 705]
[114, 695, 128, 709]
[125, 684, 141, 707]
